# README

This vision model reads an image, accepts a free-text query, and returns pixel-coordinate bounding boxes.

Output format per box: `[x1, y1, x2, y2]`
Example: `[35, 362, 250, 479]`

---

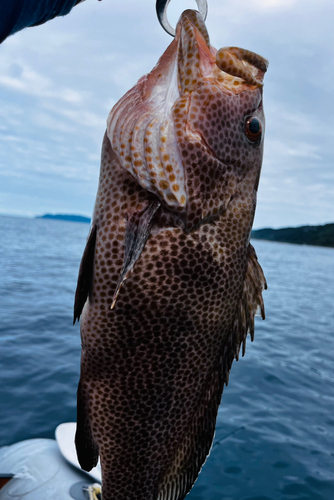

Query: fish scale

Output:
[74, 9, 268, 500]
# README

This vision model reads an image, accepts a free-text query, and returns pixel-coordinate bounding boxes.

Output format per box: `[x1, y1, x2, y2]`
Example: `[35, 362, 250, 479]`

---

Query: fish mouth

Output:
[213, 47, 268, 91]
[175, 10, 268, 93]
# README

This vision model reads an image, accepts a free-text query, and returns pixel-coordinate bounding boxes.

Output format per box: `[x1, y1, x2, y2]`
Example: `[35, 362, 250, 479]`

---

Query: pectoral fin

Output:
[232, 243, 267, 361]
[73, 224, 97, 324]
[111, 200, 160, 309]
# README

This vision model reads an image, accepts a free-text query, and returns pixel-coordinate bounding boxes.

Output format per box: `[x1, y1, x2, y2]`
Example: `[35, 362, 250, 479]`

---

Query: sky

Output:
[0, 0, 333, 229]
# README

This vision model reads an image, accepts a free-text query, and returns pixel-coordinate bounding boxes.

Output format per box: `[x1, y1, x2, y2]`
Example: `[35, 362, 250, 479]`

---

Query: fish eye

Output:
[244, 117, 262, 144]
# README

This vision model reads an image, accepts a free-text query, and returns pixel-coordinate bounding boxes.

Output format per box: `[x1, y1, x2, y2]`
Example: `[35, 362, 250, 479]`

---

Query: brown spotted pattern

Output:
[175, 10, 211, 95]
[173, 80, 264, 230]
[75, 10, 268, 500]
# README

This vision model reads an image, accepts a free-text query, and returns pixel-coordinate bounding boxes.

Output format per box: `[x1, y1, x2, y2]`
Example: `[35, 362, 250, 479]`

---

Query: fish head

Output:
[172, 10, 268, 230]
[107, 9, 268, 232]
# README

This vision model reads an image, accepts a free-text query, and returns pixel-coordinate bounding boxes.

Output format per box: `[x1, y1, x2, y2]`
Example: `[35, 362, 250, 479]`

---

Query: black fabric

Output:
[0, 0, 25, 44]
[0, 0, 79, 44]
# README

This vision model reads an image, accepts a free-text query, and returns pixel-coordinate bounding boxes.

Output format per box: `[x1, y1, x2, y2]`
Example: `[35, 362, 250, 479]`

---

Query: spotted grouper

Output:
[74, 9, 268, 500]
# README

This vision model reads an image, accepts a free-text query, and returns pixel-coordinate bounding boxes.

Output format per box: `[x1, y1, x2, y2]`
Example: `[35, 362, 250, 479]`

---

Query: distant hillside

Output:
[36, 214, 91, 224]
[251, 223, 334, 248]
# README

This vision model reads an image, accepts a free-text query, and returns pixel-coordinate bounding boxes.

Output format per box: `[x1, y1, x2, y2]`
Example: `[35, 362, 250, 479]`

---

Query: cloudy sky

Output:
[0, 0, 333, 229]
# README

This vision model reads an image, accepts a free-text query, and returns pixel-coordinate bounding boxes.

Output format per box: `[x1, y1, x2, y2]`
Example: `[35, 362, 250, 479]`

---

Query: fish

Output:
[73, 9, 268, 500]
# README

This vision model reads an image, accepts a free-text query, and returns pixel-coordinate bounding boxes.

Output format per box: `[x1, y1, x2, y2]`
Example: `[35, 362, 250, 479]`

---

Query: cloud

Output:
[32, 112, 77, 134]
[0, 57, 87, 104]
[251, 0, 301, 11]
[56, 108, 105, 130]
[0, 0, 333, 228]
[286, 142, 321, 160]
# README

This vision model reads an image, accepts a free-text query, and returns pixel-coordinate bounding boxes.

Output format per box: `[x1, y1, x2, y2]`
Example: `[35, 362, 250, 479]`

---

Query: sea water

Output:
[0, 215, 333, 500]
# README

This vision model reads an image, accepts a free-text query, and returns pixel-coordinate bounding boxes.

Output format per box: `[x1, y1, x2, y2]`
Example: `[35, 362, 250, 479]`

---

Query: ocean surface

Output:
[0, 214, 333, 500]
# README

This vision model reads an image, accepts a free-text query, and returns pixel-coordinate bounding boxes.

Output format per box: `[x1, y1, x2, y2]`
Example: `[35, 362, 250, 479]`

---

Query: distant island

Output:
[36, 214, 91, 224]
[251, 223, 334, 248]
[35, 215, 333, 248]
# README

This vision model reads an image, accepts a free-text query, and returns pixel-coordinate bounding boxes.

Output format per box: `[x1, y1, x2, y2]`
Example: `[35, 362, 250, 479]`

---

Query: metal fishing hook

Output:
[156, 0, 208, 37]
